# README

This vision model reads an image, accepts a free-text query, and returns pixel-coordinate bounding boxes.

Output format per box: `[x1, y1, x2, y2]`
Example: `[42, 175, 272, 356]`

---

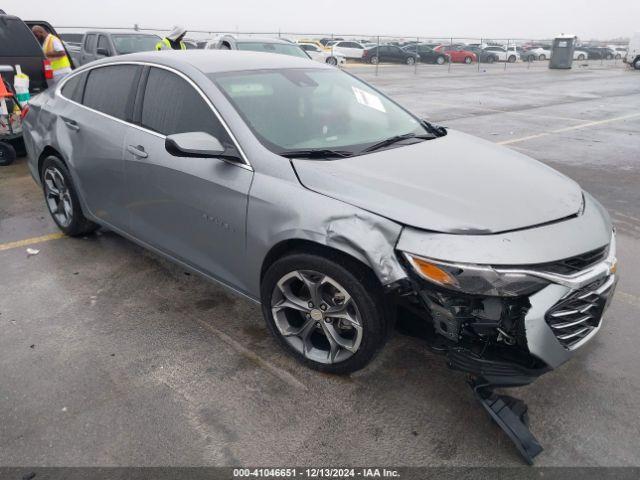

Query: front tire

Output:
[325, 56, 338, 66]
[40, 156, 98, 236]
[634, 58, 640, 70]
[508, 55, 517, 63]
[406, 56, 415, 65]
[538, 54, 546, 61]
[435, 55, 445, 65]
[369, 56, 379, 65]
[577, 54, 586, 61]
[261, 252, 389, 374]
[464, 56, 472, 64]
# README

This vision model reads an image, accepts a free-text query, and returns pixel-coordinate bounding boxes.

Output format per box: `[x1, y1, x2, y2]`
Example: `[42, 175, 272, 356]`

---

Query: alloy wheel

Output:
[436, 56, 445, 65]
[271, 270, 363, 364]
[326, 57, 338, 66]
[43, 166, 73, 227]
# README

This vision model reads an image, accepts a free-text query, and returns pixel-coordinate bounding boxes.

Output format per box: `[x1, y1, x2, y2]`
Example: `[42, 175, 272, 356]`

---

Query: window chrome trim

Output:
[56, 61, 253, 171]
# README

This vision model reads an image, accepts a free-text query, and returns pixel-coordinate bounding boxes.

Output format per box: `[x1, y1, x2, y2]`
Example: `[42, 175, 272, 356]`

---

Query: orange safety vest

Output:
[43, 34, 71, 72]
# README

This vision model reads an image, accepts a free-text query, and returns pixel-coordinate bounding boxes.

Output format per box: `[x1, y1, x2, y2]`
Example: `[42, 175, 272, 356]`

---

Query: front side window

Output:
[83, 65, 141, 120]
[112, 34, 160, 54]
[212, 68, 426, 155]
[141, 67, 231, 144]
[84, 34, 97, 52]
[236, 42, 308, 59]
[97, 35, 109, 55]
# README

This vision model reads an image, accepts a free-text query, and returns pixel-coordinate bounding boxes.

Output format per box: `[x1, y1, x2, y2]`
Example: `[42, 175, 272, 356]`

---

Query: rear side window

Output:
[83, 65, 141, 120]
[60, 73, 86, 102]
[140, 67, 230, 141]
[0, 17, 43, 56]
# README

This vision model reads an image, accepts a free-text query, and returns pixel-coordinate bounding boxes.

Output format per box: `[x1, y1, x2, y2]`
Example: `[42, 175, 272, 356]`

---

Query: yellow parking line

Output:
[0, 232, 65, 252]
[498, 112, 640, 145]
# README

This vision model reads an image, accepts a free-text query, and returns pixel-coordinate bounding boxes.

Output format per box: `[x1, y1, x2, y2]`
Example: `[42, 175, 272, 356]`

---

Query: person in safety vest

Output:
[31, 26, 72, 81]
[156, 26, 188, 51]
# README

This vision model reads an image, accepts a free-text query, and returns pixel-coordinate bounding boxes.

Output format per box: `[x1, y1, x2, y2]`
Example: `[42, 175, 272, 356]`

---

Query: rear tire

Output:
[325, 56, 338, 66]
[508, 55, 517, 63]
[464, 56, 472, 64]
[538, 54, 546, 61]
[486, 55, 495, 64]
[0, 142, 16, 166]
[40, 155, 98, 237]
[577, 54, 586, 61]
[369, 56, 379, 65]
[634, 58, 640, 70]
[406, 56, 415, 65]
[261, 252, 389, 375]
[435, 55, 445, 65]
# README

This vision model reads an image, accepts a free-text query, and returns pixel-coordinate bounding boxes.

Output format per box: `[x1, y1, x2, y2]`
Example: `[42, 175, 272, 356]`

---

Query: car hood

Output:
[291, 130, 584, 234]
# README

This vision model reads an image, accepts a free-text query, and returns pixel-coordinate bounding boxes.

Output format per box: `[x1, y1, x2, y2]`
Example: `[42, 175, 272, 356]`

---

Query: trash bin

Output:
[549, 34, 577, 69]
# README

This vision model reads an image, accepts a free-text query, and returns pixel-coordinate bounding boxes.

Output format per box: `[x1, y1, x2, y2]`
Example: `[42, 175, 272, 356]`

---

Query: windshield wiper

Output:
[279, 148, 354, 159]
[361, 133, 434, 154]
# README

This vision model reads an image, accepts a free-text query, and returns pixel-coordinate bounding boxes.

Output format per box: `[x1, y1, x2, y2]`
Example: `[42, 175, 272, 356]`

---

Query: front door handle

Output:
[127, 145, 148, 159]
[61, 117, 80, 131]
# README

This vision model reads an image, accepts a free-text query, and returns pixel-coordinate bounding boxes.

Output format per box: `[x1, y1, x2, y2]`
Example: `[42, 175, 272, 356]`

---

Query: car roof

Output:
[89, 49, 329, 74]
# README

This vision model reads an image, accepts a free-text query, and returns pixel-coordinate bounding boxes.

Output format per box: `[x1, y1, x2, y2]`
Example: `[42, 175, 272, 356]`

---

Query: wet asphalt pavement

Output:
[1, 61, 639, 468]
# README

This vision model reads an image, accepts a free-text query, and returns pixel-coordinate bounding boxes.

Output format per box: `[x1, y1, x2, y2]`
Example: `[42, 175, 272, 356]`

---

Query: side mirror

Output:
[165, 132, 226, 158]
[96, 48, 110, 57]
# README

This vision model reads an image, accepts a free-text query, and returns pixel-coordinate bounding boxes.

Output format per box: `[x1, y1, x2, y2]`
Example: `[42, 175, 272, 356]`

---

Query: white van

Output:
[625, 32, 640, 69]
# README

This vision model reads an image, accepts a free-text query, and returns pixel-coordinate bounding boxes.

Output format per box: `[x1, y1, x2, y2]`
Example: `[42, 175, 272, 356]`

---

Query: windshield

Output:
[236, 42, 309, 59]
[211, 68, 427, 155]
[112, 34, 160, 54]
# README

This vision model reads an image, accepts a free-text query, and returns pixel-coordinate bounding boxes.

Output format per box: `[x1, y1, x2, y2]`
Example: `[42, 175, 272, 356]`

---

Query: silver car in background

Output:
[23, 50, 617, 386]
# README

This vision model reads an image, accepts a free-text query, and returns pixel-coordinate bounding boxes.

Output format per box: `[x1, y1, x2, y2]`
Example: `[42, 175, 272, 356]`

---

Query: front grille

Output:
[545, 275, 615, 350]
[538, 246, 608, 275]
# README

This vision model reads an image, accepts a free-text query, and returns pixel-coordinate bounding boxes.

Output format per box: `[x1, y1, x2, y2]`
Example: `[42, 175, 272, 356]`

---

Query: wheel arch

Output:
[38, 145, 67, 178]
[260, 239, 380, 286]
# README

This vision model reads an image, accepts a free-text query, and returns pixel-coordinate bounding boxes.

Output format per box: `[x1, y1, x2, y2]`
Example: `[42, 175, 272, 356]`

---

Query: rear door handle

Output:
[127, 145, 148, 158]
[61, 117, 80, 131]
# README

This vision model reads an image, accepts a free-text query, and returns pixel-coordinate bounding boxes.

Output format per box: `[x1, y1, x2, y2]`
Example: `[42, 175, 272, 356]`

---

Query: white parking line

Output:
[498, 113, 640, 145]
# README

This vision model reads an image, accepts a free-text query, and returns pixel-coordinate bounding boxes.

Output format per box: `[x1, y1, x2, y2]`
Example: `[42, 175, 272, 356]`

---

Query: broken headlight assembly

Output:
[402, 253, 550, 297]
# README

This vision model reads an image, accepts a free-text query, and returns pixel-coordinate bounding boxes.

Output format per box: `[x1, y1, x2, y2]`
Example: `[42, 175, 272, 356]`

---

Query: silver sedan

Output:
[23, 50, 617, 383]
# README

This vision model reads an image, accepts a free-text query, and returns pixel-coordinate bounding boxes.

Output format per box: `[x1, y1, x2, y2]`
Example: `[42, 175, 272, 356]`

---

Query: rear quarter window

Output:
[0, 17, 43, 57]
[60, 72, 86, 103]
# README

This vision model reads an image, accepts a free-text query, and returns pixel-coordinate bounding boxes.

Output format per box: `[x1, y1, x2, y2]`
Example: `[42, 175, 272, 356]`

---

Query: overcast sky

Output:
[3, 0, 637, 40]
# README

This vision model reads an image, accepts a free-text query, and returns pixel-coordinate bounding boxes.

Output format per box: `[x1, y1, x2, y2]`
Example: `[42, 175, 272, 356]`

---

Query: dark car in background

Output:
[467, 46, 499, 63]
[586, 47, 615, 60]
[402, 44, 448, 64]
[362, 45, 419, 65]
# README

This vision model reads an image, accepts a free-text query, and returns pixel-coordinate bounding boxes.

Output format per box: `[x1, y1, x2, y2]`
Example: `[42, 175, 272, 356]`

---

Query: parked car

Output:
[586, 47, 615, 60]
[466, 46, 498, 63]
[434, 45, 477, 64]
[607, 45, 627, 59]
[208, 36, 310, 60]
[624, 32, 640, 69]
[76, 31, 161, 66]
[298, 42, 345, 66]
[483, 45, 519, 62]
[325, 40, 367, 59]
[401, 44, 448, 64]
[525, 46, 551, 61]
[362, 45, 419, 65]
[24, 52, 618, 457]
[573, 49, 588, 61]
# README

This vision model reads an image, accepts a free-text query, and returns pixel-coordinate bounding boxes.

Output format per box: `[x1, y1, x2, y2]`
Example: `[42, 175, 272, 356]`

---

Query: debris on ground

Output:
[26, 248, 39, 256]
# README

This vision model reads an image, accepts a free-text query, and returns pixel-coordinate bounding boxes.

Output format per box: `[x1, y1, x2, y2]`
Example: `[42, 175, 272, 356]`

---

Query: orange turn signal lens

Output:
[610, 259, 618, 274]
[410, 257, 457, 286]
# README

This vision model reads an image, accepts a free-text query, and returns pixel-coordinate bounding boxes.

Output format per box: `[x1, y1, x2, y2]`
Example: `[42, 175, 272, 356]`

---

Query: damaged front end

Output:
[391, 228, 617, 463]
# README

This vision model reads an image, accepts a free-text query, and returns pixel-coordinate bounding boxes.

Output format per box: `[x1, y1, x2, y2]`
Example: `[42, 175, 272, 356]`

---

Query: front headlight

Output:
[403, 253, 549, 297]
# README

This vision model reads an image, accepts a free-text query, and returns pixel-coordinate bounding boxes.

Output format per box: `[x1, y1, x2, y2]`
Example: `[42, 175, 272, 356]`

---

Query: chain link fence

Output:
[56, 26, 631, 76]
